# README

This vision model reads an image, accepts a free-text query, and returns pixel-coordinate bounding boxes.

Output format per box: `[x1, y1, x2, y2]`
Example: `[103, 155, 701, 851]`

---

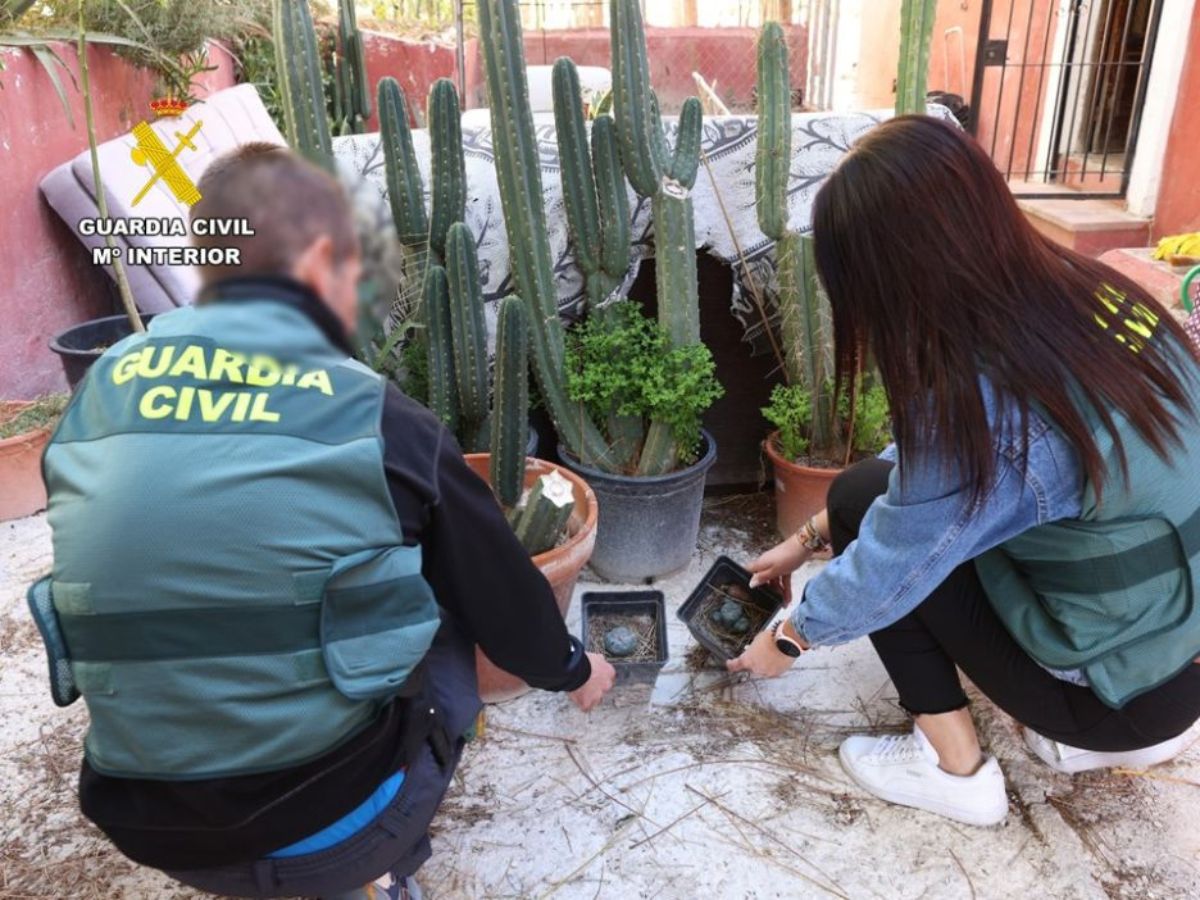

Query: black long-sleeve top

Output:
[76, 279, 590, 871]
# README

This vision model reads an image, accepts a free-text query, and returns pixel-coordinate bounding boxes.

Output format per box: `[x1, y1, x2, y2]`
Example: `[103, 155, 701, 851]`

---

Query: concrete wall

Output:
[0, 40, 235, 401]
[1152, 8, 1200, 237]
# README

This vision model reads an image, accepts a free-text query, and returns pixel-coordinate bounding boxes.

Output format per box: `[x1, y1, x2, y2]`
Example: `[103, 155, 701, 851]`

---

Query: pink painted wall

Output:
[1153, 10, 1200, 239]
[0, 40, 235, 400]
[522, 25, 808, 112]
[360, 30, 463, 127]
[361, 25, 808, 117]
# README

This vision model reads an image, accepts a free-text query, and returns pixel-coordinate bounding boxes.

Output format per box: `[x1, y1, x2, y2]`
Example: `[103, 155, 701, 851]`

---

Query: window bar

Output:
[1005, 0, 1043, 183]
[967, 0, 995, 135]
[1023, 0, 1060, 182]
[1118, 0, 1165, 194]
[988, 0, 1021, 164]
[1057, 0, 1101, 183]
[1078, 0, 1122, 185]
[1094, 0, 1143, 182]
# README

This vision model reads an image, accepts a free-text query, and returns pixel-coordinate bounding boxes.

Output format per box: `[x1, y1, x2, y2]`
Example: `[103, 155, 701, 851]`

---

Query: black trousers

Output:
[828, 459, 1200, 752]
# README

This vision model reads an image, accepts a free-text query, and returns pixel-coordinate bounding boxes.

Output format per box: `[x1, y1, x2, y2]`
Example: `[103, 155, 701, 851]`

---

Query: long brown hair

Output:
[812, 115, 1198, 502]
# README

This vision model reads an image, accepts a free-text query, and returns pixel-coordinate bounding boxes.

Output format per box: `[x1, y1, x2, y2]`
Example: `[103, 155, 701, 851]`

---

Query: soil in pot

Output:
[462, 454, 598, 703]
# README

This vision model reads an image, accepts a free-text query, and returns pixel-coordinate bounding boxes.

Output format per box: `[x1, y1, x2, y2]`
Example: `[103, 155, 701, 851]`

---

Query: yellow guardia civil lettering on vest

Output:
[111, 344, 335, 423]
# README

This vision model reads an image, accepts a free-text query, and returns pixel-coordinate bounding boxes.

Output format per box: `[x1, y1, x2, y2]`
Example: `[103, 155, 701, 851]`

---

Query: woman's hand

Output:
[727, 626, 796, 678]
[746, 538, 807, 602]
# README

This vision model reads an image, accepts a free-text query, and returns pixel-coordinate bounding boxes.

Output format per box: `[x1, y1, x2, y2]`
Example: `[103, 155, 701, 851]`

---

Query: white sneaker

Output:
[1023, 726, 1194, 775]
[838, 725, 1008, 826]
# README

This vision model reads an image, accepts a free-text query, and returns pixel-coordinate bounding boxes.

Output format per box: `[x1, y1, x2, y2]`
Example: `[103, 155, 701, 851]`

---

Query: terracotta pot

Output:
[463, 454, 599, 703]
[0, 402, 53, 522]
[764, 431, 841, 540]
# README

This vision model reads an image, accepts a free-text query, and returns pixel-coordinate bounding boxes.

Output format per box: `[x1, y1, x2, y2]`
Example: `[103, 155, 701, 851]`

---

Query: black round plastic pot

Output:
[560, 430, 716, 582]
[49, 313, 153, 390]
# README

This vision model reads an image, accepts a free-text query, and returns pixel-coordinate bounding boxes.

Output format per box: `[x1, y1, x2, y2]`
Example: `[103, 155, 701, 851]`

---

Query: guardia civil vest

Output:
[976, 361, 1200, 708]
[28, 296, 441, 779]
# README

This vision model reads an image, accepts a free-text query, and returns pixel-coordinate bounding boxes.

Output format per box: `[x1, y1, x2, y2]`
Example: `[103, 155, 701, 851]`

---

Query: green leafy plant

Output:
[566, 301, 723, 471]
[763, 381, 891, 464]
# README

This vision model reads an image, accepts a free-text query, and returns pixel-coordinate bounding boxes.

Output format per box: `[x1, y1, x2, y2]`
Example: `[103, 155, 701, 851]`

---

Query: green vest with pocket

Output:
[28, 299, 441, 780]
[976, 367, 1200, 708]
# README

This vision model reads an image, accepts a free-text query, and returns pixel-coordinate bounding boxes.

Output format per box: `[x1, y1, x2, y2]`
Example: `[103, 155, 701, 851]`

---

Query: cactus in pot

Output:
[609, 0, 706, 475]
[476, 0, 612, 468]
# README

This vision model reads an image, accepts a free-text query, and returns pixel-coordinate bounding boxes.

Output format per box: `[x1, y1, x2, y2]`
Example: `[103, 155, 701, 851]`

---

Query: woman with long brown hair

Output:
[729, 115, 1200, 826]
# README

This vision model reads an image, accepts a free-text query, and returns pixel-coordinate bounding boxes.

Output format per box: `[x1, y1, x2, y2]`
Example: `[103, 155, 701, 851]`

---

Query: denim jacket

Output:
[794, 379, 1084, 648]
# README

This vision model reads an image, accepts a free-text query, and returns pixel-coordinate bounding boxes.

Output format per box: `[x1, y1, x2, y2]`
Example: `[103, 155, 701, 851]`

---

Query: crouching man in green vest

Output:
[28, 143, 615, 900]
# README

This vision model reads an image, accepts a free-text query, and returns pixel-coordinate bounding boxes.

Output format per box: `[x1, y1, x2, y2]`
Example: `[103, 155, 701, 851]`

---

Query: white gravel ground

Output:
[3, 496, 1199, 899]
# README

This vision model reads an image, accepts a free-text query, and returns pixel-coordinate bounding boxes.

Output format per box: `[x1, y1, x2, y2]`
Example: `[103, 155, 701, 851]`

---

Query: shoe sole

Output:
[838, 745, 1009, 827]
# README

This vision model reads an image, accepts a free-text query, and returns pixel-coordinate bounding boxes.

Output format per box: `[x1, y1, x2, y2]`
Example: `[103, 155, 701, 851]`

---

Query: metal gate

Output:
[967, 0, 1164, 199]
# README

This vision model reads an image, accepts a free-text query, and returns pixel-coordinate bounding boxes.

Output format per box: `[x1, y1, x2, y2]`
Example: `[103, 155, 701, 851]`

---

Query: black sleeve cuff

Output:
[523, 635, 591, 693]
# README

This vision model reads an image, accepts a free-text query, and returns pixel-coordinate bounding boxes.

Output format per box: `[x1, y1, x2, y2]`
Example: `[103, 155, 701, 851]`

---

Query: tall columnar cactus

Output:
[477, 0, 611, 466]
[333, 0, 371, 135]
[272, 0, 333, 169]
[552, 58, 632, 310]
[756, 23, 836, 456]
[610, 0, 704, 474]
[896, 0, 936, 115]
[445, 222, 490, 451]
[423, 264, 457, 434]
[490, 295, 529, 509]
[755, 21, 791, 244]
[378, 77, 428, 250]
[428, 78, 466, 263]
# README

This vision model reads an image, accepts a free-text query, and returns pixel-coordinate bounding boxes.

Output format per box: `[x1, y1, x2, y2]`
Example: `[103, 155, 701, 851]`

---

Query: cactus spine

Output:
[477, 0, 611, 466]
[490, 295, 529, 509]
[428, 79, 466, 263]
[334, 0, 371, 135]
[755, 22, 837, 457]
[445, 222, 490, 450]
[552, 58, 632, 309]
[272, 0, 333, 169]
[896, 0, 936, 115]
[610, 0, 704, 474]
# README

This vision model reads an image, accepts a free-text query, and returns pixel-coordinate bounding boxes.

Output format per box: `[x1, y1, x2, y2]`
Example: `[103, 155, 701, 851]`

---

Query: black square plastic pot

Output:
[581, 590, 668, 685]
[678, 555, 785, 661]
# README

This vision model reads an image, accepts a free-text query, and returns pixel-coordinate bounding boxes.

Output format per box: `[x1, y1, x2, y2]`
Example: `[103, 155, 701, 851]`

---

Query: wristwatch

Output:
[773, 618, 805, 658]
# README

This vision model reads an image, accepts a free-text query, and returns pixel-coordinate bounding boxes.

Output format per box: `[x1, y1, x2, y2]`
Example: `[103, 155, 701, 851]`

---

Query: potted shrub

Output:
[0, 395, 67, 522]
[762, 378, 891, 537]
[477, 0, 721, 582]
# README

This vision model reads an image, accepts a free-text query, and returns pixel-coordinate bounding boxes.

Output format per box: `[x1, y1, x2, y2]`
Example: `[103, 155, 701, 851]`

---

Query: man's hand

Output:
[569, 652, 616, 711]
[727, 624, 799, 678]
